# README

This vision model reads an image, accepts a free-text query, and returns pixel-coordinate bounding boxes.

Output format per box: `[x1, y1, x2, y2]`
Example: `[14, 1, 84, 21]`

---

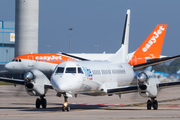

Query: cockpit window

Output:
[78, 67, 84, 74]
[65, 67, 76, 73]
[56, 67, 64, 73]
[12, 59, 22, 62]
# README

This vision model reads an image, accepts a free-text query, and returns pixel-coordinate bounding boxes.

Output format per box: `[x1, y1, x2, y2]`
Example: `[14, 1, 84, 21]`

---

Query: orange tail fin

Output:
[129, 24, 167, 65]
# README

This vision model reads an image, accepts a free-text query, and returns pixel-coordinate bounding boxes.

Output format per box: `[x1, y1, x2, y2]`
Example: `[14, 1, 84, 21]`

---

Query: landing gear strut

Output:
[62, 95, 70, 112]
[147, 98, 158, 110]
[36, 95, 47, 109]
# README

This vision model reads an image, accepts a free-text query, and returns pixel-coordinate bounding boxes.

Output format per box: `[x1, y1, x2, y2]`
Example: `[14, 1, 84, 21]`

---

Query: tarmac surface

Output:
[0, 85, 180, 120]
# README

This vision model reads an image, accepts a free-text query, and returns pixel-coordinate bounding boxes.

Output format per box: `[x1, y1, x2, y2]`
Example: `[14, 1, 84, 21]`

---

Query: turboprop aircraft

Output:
[0, 9, 179, 111]
[50, 9, 180, 111]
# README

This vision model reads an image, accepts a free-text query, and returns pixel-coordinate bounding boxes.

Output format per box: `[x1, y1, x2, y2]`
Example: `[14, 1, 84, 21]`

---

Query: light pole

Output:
[6, 49, 8, 62]
[68, 28, 73, 53]
[94, 45, 99, 53]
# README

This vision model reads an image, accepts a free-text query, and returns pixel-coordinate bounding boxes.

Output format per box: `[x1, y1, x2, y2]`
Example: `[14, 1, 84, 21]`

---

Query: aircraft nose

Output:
[51, 76, 70, 92]
[5, 63, 13, 71]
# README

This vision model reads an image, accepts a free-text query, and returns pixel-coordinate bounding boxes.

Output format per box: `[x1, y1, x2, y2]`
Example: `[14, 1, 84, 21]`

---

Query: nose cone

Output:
[5, 62, 13, 71]
[5, 62, 24, 73]
[51, 75, 70, 92]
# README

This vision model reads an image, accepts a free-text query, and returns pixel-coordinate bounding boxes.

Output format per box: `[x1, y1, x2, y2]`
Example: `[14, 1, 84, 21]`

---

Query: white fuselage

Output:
[4, 53, 166, 77]
[5, 59, 57, 75]
[51, 61, 134, 96]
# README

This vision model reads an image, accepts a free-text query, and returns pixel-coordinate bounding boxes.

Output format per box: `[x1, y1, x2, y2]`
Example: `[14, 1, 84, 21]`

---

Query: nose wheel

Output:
[147, 98, 158, 110]
[62, 95, 70, 112]
[36, 95, 47, 109]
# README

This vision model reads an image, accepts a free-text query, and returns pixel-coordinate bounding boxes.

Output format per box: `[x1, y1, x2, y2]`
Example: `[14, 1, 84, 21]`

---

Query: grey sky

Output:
[1, 0, 180, 56]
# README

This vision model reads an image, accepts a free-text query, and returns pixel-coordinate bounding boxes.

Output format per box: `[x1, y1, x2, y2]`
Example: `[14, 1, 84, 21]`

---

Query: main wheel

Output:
[42, 98, 47, 108]
[62, 106, 65, 112]
[66, 106, 70, 112]
[147, 100, 152, 110]
[152, 100, 158, 110]
[36, 98, 41, 108]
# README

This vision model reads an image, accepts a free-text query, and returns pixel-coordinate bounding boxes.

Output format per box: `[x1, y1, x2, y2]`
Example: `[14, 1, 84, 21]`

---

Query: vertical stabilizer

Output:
[128, 24, 167, 65]
[108, 9, 130, 63]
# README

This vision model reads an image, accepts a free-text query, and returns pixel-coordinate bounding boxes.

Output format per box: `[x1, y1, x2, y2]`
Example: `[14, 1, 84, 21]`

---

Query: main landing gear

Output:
[36, 95, 47, 109]
[62, 95, 70, 112]
[147, 97, 158, 110]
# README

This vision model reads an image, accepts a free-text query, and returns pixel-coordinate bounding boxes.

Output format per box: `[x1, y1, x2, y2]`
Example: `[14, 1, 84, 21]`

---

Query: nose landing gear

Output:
[62, 95, 70, 112]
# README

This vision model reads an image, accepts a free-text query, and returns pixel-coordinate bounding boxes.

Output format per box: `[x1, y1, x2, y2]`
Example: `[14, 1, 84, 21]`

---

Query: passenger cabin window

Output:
[56, 67, 64, 73]
[65, 67, 76, 73]
[78, 67, 83, 74]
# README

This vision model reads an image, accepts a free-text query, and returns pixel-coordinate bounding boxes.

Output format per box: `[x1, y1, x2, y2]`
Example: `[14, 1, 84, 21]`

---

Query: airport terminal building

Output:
[0, 20, 15, 71]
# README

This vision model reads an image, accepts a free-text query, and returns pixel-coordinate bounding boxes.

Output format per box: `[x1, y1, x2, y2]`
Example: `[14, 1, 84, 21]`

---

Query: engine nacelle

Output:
[137, 71, 160, 98]
[137, 72, 148, 83]
[24, 69, 51, 96]
[24, 71, 34, 82]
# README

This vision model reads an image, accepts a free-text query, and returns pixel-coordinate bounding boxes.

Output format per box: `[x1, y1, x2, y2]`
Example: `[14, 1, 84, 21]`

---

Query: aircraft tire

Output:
[66, 106, 70, 112]
[147, 100, 152, 110]
[42, 98, 47, 108]
[152, 100, 158, 110]
[62, 106, 65, 112]
[36, 98, 41, 108]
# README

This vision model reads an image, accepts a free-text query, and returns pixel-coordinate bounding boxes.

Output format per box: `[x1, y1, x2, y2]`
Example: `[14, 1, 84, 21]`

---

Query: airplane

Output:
[0, 9, 179, 111]
[4, 24, 167, 76]
[50, 9, 180, 111]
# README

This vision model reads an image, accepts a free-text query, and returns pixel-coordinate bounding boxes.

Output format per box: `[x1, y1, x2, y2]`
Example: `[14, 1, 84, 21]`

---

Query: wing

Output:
[133, 55, 180, 70]
[107, 81, 180, 94]
[0, 77, 54, 89]
[0, 77, 24, 85]
[107, 85, 138, 94]
[59, 52, 90, 61]
[159, 81, 180, 89]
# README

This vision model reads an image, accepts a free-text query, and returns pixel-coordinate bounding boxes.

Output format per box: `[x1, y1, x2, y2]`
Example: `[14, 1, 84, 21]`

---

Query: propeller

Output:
[137, 72, 148, 83]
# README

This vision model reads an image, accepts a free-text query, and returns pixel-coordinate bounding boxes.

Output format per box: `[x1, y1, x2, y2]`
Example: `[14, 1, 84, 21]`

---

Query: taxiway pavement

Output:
[0, 85, 180, 120]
